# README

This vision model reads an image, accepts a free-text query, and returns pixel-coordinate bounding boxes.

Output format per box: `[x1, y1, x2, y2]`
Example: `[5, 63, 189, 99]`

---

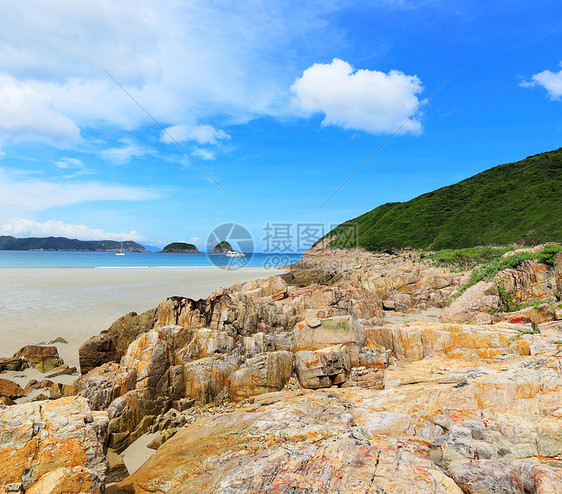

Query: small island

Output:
[0, 236, 147, 252]
[210, 241, 233, 253]
[159, 242, 201, 253]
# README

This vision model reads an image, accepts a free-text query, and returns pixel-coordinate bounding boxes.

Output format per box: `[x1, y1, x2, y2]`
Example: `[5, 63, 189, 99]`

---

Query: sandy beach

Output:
[0, 267, 278, 368]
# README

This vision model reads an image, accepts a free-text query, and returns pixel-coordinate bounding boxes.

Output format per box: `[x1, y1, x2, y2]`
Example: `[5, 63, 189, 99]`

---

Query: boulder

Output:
[75, 362, 118, 411]
[367, 321, 530, 361]
[496, 260, 559, 305]
[440, 281, 501, 323]
[79, 308, 159, 374]
[79, 333, 118, 375]
[229, 351, 294, 401]
[295, 345, 351, 388]
[182, 355, 239, 405]
[24, 379, 53, 395]
[115, 390, 464, 493]
[445, 459, 562, 494]
[0, 396, 16, 406]
[26, 466, 104, 494]
[0, 396, 108, 491]
[0, 357, 23, 372]
[45, 364, 77, 378]
[239, 276, 288, 301]
[492, 303, 556, 325]
[0, 378, 24, 399]
[293, 315, 366, 357]
[106, 450, 129, 484]
[49, 382, 77, 400]
[13, 345, 63, 373]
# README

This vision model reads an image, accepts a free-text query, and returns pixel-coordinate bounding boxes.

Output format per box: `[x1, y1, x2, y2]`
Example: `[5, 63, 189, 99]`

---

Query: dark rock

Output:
[0, 378, 24, 399]
[13, 345, 63, 373]
[49, 382, 77, 399]
[79, 308, 157, 374]
[0, 396, 16, 406]
[0, 357, 24, 372]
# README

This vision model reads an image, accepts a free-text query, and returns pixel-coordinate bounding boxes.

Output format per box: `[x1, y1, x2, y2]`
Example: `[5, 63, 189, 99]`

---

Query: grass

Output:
[509, 328, 539, 341]
[453, 252, 538, 298]
[536, 245, 562, 265]
[421, 246, 513, 270]
[431, 245, 562, 302]
[323, 148, 562, 251]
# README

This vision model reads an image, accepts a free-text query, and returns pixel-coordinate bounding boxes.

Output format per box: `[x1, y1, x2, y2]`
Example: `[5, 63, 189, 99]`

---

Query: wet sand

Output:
[0, 267, 278, 368]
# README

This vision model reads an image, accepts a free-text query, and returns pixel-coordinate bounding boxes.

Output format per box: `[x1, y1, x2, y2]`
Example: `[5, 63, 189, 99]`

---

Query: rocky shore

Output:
[1, 245, 562, 493]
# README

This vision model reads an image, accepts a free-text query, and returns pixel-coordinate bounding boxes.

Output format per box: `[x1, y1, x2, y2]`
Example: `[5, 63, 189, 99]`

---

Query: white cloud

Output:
[0, 217, 150, 242]
[192, 148, 216, 161]
[291, 58, 424, 135]
[0, 74, 80, 148]
[54, 157, 93, 178]
[101, 140, 152, 164]
[521, 62, 562, 100]
[0, 1, 355, 148]
[0, 167, 160, 210]
[55, 158, 84, 169]
[161, 124, 230, 145]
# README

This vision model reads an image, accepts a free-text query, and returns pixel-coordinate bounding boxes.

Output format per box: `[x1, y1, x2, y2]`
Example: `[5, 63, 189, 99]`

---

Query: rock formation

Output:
[0, 396, 108, 493]
[13, 345, 63, 373]
[4, 245, 562, 493]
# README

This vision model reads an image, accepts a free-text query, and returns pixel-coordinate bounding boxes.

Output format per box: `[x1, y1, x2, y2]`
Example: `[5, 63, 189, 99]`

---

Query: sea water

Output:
[0, 251, 302, 269]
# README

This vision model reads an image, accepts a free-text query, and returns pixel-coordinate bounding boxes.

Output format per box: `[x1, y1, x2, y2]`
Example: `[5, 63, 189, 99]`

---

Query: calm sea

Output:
[0, 251, 302, 269]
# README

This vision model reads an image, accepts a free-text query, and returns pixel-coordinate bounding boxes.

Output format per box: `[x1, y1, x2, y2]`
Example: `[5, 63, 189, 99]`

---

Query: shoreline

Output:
[0, 265, 275, 270]
[0, 266, 280, 369]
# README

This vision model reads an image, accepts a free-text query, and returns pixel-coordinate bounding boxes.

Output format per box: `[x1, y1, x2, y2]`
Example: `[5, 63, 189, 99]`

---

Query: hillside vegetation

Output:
[160, 242, 200, 253]
[210, 241, 233, 253]
[0, 236, 146, 252]
[324, 148, 562, 251]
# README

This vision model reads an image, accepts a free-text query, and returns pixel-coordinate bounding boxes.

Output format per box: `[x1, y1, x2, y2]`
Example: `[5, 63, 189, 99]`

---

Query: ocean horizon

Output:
[0, 250, 303, 269]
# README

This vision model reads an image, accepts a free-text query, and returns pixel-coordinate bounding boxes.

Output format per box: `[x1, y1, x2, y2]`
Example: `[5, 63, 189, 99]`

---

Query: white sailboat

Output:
[115, 240, 125, 256]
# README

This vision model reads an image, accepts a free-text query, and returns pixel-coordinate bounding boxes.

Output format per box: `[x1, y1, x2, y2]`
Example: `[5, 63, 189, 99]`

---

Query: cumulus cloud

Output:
[291, 58, 424, 135]
[0, 217, 149, 242]
[0, 1, 354, 148]
[161, 124, 230, 145]
[521, 62, 562, 100]
[0, 75, 80, 148]
[0, 167, 161, 210]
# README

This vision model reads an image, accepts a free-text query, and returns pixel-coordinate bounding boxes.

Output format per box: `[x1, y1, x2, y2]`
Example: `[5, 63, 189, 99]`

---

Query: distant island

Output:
[160, 242, 201, 253]
[0, 236, 147, 252]
[322, 147, 562, 251]
[210, 241, 233, 253]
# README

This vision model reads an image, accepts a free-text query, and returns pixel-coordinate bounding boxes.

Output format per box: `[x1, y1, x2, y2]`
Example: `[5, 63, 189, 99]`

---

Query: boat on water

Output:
[226, 249, 245, 258]
[115, 240, 125, 256]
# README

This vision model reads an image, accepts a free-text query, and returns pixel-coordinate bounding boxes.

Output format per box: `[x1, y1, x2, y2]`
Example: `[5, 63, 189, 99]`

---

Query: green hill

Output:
[323, 148, 562, 251]
[0, 236, 147, 252]
[210, 241, 233, 253]
[160, 242, 200, 253]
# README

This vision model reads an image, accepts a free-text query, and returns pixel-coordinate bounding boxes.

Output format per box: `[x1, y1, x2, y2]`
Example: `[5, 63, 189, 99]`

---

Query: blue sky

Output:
[0, 0, 561, 251]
